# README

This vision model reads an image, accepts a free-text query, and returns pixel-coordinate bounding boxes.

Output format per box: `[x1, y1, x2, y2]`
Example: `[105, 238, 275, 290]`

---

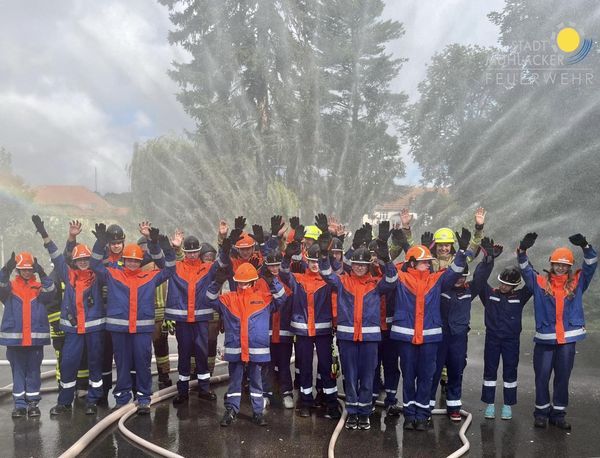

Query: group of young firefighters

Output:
[0, 208, 596, 433]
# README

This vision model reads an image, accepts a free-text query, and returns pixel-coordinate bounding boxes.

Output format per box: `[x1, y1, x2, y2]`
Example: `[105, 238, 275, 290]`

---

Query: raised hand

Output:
[171, 229, 184, 248]
[69, 220, 82, 238]
[139, 221, 152, 238]
[2, 252, 16, 274]
[234, 216, 246, 231]
[400, 208, 413, 229]
[455, 228, 472, 251]
[32, 215, 48, 239]
[92, 223, 108, 245]
[378, 221, 391, 242]
[218, 220, 229, 238]
[250, 224, 266, 245]
[480, 236, 494, 257]
[270, 215, 285, 237]
[421, 231, 434, 248]
[289, 216, 300, 230]
[149, 227, 160, 244]
[569, 233, 588, 248]
[315, 213, 329, 233]
[519, 232, 538, 251]
[474, 207, 487, 228]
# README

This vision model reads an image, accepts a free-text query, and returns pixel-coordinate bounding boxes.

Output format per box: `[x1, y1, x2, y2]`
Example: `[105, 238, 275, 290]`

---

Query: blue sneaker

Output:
[501, 405, 512, 420]
[484, 404, 495, 419]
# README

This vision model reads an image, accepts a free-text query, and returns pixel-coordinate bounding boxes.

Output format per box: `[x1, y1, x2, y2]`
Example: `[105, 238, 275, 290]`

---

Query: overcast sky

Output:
[0, 0, 503, 193]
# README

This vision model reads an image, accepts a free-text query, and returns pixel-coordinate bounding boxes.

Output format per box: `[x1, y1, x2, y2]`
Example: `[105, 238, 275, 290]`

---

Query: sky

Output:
[0, 0, 503, 194]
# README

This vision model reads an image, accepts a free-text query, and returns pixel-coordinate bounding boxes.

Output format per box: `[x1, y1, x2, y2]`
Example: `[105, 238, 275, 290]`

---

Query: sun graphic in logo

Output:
[552, 23, 593, 64]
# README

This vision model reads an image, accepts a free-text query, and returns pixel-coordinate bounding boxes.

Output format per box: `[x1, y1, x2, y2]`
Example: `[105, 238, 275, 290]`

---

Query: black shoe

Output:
[172, 394, 189, 406]
[27, 404, 41, 417]
[534, 417, 548, 428]
[358, 415, 371, 430]
[137, 403, 151, 415]
[50, 404, 71, 416]
[252, 413, 268, 426]
[403, 419, 415, 430]
[345, 414, 359, 430]
[324, 404, 341, 420]
[198, 390, 217, 401]
[414, 419, 429, 431]
[386, 404, 402, 417]
[220, 408, 236, 427]
[549, 418, 572, 430]
[85, 404, 98, 415]
[297, 406, 311, 418]
[158, 376, 173, 390]
[97, 396, 109, 407]
[12, 408, 27, 418]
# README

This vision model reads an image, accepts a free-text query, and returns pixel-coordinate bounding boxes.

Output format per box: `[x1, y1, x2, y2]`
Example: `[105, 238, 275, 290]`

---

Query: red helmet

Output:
[233, 263, 259, 283]
[549, 247, 574, 266]
[122, 244, 144, 260]
[235, 232, 255, 249]
[16, 252, 34, 270]
[72, 244, 92, 260]
[405, 245, 435, 262]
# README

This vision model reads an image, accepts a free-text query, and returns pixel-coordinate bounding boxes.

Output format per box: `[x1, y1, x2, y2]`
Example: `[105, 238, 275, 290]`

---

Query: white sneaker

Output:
[283, 395, 294, 409]
[77, 389, 88, 399]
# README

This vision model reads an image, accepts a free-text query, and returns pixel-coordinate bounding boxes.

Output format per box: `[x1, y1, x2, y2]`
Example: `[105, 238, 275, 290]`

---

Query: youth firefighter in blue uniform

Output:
[31, 216, 106, 416]
[474, 237, 532, 421]
[90, 223, 175, 414]
[319, 220, 398, 431]
[518, 232, 597, 430]
[167, 233, 225, 404]
[391, 229, 470, 431]
[206, 261, 287, 427]
[1, 250, 55, 418]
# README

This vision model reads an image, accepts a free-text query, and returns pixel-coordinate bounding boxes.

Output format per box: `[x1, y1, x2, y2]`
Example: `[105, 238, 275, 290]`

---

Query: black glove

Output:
[250, 224, 266, 245]
[31, 215, 48, 239]
[421, 231, 434, 247]
[289, 216, 300, 230]
[32, 258, 47, 278]
[214, 267, 229, 285]
[315, 213, 329, 233]
[149, 227, 160, 244]
[318, 232, 332, 254]
[228, 228, 243, 246]
[376, 240, 390, 263]
[234, 216, 246, 231]
[285, 241, 301, 259]
[455, 228, 472, 251]
[352, 228, 365, 250]
[362, 223, 373, 243]
[378, 221, 391, 243]
[262, 268, 275, 286]
[493, 244, 504, 258]
[569, 233, 588, 248]
[391, 227, 407, 246]
[92, 223, 108, 245]
[270, 215, 284, 237]
[2, 252, 16, 274]
[519, 232, 538, 251]
[293, 225, 305, 243]
[158, 234, 172, 253]
[401, 256, 416, 272]
[480, 236, 494, 258]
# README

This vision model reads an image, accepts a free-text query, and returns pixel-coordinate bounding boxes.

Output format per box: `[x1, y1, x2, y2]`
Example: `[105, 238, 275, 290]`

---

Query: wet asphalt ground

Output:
[1, 332, 599, 458]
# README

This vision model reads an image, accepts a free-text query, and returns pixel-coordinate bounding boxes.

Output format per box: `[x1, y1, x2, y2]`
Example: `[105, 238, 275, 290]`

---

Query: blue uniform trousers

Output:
[431, 331, 468, 412]
[225, 361, 264, 414]
[58, 332, 104, 405]
[262, 342, 293, 399]
[6, 346, 44, 409]
[533, 342, 576, 420]
[111, 332, 153, 405]
[397, 341, 438, 421]
[339, 340, 378, 416]
[296, 334, 337, 407]
[175, 321, 210, 395]
[481, 333, 519, 405]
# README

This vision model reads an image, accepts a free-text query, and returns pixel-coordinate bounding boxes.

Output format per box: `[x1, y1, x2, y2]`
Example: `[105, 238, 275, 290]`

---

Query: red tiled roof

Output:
[374, 187, 447, 212]
[33, 185, 129, 216]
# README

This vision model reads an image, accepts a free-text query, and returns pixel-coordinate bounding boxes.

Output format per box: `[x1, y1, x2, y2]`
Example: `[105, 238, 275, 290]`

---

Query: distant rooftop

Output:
[33, 185, 129, 216]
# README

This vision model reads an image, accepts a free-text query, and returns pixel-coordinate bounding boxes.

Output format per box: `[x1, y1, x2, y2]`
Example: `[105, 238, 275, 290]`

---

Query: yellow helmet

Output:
[304, 225, 322, 241]
[433, 227, 455, 244]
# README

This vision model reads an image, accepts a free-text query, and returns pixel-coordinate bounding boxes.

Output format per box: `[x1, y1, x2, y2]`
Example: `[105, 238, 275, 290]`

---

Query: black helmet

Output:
[265, 250, 283, 266]
[199, 242, 217, 257]
[331, 238, 343, 252]
[107, 224, 125, 242]
[306, 244, 321, 261]
[183, 236, 201, 252]
[461, 263, 469, 277]
[368, 239, 378, 253]
[351, 247, 371, 264]
[498, 268, 521, 286]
